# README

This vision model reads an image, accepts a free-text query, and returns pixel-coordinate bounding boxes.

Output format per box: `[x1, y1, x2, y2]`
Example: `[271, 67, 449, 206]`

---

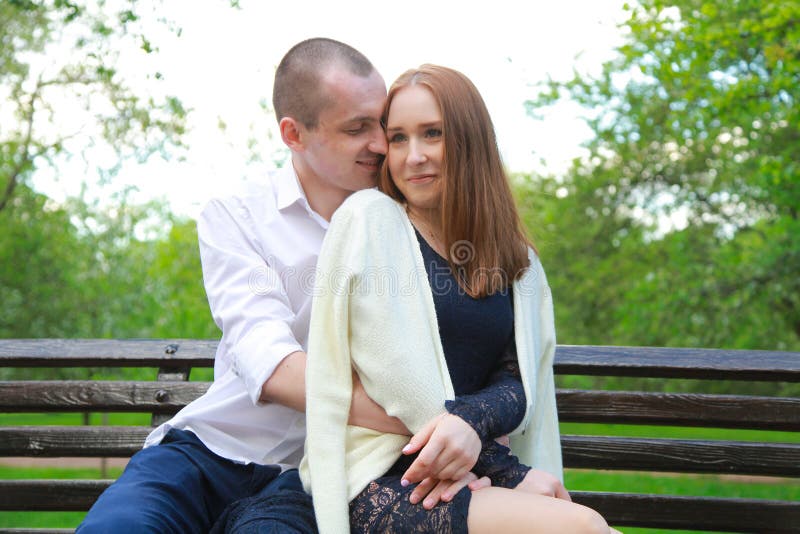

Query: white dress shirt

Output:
[144, 164, 329, 468]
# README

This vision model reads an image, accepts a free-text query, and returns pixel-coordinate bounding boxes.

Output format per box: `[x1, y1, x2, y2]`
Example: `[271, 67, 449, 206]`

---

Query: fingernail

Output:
[423, 499, 433, 508]
[409, 494, 418, 504]
[401, 479, 409, 487]
[402, 444, 412, 453]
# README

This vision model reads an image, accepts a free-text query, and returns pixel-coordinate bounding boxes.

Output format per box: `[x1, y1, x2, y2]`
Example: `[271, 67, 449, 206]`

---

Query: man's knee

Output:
[216, 490, 317, 534]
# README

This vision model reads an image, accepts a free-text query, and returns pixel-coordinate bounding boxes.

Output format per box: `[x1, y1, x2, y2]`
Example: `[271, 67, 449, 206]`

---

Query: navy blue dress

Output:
[349, 231, 531, 533]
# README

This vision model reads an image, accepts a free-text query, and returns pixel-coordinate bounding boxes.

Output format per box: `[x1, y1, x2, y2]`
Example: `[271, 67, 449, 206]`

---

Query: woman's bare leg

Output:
[467, 487, 616, 534]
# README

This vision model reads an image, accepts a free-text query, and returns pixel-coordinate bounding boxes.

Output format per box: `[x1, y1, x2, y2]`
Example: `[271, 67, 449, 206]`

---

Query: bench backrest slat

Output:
[3, 382, 798, 431]
[557, 389, 800, 430]
[4, 341, 800, 381]
[0, 381, 209, 412]
[2, 426, 798, 478]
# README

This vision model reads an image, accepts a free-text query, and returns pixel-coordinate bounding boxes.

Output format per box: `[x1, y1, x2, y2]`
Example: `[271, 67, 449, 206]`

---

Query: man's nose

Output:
[369, 127, 388, 155]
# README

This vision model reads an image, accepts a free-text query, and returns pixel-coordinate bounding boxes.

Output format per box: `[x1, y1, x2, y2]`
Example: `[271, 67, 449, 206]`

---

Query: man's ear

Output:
[279, 117, 304, 151]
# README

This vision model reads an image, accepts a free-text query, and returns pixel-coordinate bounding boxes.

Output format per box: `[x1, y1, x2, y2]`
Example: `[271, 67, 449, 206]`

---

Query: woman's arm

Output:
[445, 334, 526, 442]
[401, 334, 526, 485]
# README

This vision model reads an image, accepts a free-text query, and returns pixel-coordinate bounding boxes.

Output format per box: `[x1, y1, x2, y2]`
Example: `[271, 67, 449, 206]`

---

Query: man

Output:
[78, 38, 399, 534]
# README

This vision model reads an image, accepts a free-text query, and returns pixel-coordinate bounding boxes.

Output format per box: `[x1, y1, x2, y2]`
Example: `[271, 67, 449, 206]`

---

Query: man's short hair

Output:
[273, 38, 375, 129]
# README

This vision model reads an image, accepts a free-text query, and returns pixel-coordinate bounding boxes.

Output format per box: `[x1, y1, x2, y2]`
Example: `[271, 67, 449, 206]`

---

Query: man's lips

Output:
[356, 159, 380, 169]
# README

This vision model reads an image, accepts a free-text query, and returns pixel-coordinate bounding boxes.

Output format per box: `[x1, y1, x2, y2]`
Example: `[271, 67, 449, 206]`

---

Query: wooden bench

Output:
[0, 339, 798, 533]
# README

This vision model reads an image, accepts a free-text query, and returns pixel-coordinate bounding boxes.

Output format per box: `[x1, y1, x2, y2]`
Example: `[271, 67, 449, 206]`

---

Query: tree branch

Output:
[0, 81, 39, 213]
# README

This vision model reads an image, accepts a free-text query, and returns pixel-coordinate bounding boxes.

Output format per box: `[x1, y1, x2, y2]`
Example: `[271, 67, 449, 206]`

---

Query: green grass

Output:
[561, 422, 800, 443]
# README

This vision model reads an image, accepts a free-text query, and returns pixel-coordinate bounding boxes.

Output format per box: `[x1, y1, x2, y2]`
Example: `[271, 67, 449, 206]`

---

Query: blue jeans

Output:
[211, 469, 316, 534]
[77, 428, 316, 534]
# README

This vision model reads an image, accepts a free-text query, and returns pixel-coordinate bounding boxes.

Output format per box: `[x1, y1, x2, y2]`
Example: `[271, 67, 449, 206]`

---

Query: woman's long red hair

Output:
[379, 64, 533, 298]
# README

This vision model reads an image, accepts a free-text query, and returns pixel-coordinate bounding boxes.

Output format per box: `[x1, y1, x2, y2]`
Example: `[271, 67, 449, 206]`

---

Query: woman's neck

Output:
[407, 205, 446, 257]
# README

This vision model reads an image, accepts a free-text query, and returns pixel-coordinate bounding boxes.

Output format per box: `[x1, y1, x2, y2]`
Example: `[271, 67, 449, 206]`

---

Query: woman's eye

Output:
[388, 133, 406, 143]
[425, 128, 443, 138]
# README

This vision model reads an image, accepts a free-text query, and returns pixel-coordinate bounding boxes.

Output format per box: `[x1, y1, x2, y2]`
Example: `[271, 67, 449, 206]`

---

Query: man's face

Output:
[300, 70, 388, 195]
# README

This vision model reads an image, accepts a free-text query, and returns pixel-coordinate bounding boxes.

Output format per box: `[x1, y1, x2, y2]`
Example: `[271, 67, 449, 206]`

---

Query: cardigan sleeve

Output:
[301, 207, 360, 534]
[509, 256, 563, 481]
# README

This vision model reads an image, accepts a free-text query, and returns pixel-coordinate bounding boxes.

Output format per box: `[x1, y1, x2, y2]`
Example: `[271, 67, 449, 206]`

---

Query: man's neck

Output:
[292, 159, 350, 221]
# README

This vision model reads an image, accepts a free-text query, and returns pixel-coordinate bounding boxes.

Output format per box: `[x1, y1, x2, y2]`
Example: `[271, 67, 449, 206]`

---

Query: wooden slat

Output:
[1, 481, 797, 533]
[0, 426, 149, 457]
[0, 339, 216, 368]
[152, 366, 192, 426]
[3, 382, 797, 433]
[0, 529, 75, 534]
[0, 381, 209, 412]
[2, 427, 797, 478]
[3, 341, 799, 381]
[571, 491, 800, 532]
[555, 345, 800, 381]
[557, 389, 800, 430]
[0, 479, 110, 511]
[562, 435, 800, 476]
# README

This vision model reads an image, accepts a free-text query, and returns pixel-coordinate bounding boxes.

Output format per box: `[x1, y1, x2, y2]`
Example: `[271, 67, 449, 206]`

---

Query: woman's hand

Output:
[409, 472, 491, 509]
[400, 413, 481, 485]
[515, 468, 572, 501]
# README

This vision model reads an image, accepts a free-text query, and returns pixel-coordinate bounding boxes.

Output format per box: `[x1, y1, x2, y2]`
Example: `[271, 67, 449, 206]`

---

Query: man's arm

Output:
[261, 350, 409, 435]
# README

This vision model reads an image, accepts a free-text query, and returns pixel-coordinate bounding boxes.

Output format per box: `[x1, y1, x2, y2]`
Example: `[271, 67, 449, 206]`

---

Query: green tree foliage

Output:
[525, 0, 800, 351]
[0, 184, 217, 340]
[0, 0, 186, 212]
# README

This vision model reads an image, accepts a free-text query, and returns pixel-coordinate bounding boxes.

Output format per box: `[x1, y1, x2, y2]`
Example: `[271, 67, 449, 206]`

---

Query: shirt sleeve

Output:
[197, 198, 303, 405]
[444, 331, 527, 442]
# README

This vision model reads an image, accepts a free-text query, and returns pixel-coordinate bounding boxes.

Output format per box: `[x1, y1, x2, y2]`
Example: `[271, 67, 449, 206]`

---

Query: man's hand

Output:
[409, 472, 491, 509]
[349, 373, 409, 435]
[515, 468, 572, 501]
[400, 413, 481, 485]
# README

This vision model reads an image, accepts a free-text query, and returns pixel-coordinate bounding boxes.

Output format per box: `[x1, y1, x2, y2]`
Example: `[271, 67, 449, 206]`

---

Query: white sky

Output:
[32, 0, 630, 218]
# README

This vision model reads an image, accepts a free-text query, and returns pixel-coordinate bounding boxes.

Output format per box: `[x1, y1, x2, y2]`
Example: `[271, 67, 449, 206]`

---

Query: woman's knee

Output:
[570, 503, 611, 534]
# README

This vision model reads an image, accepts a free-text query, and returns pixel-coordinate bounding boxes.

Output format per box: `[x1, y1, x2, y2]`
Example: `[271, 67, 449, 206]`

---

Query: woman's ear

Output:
[279, 117, 304, 151]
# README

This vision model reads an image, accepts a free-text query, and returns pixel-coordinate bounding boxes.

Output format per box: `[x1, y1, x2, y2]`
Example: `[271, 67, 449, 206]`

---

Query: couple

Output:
[79, 38, 617, 533]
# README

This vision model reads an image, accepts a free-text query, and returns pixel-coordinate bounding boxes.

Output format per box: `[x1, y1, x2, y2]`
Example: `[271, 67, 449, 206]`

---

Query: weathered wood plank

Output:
[557, 389, 800, 430]
[571, 491, 800, 532]
[0, 479, 110, 511]
[0, 381, 210, 412]
[2, 480, 797, 533]
[0, 339, 216, 367]
[3, 341, 800, 381]
[0, 529, 75, 534]
[562, 435, 800, 476]
[555, 345, 800, 381]
[2, 427, 797, 478]
[4, 383, 797, 433]
[0, 426, 149, 457]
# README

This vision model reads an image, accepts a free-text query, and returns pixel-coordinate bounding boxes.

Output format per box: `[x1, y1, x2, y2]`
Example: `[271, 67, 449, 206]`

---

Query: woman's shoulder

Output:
[332, 189, 405, 225]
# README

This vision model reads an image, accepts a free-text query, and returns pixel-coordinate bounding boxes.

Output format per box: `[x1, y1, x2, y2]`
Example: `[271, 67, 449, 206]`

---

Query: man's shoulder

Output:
[199, 169, 284, 220]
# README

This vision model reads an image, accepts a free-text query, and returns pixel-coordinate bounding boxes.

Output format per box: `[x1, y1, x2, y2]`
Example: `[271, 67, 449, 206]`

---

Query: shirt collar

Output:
[274, 163, 330, 229]
[275, 164, 305, 210]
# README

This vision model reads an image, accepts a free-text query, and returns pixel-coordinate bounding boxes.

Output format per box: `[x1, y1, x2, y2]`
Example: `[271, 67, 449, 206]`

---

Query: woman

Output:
[301, 65, 617, 533]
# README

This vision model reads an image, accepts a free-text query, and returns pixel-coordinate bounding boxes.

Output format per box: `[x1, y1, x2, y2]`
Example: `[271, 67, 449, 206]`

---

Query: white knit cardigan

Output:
[299, 189, 562, 534]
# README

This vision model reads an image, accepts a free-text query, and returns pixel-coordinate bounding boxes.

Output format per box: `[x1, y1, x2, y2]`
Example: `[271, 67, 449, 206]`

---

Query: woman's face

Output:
[385, 85, 444, 212]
